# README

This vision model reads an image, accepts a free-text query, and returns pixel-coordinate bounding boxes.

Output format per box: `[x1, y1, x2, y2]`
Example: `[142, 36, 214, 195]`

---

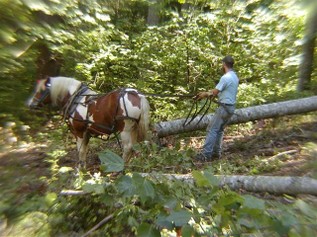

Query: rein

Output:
[141, 92, 195, 98]
[183, 97, 214, 127]
[141, 92, 217, 128]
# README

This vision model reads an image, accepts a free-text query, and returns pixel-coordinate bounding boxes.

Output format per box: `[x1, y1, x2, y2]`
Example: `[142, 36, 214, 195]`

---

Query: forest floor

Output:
[0, 114, 317, 235]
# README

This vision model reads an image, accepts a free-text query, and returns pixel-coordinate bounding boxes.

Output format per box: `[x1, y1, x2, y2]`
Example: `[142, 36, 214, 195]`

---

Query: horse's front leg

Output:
[76, 131, 90, 168]
[120, 121, 138, 163]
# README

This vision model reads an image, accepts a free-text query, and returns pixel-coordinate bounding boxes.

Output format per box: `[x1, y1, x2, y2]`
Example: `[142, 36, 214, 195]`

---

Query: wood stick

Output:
[81, 214, 114, 237]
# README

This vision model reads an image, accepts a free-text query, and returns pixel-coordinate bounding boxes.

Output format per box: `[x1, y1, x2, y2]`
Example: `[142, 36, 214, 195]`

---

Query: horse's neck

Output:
[51, 77, 81, 108]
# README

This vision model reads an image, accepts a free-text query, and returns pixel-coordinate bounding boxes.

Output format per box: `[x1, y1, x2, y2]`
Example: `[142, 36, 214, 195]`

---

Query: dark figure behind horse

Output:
[28, 76, 150, 167]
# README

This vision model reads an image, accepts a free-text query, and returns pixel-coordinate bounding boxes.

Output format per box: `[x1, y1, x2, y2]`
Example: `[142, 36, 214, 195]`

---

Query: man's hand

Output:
[194, 91, 213, 101]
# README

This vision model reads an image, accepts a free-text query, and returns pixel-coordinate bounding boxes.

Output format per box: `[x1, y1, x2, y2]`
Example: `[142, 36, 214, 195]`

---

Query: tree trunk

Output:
[36, 43, 62, 79]
[140, 173, 317, 196]
[298, 7, 317, 91]
[61, 174, 317, 196]
[147, 0, 160, 25]
[154, 96, 317, 137]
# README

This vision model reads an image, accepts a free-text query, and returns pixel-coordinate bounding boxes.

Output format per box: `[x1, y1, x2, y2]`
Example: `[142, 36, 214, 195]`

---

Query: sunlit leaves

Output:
[117, 173, 156, 204]
[192, 169, 219, 187]
[166, 209, 192, 227]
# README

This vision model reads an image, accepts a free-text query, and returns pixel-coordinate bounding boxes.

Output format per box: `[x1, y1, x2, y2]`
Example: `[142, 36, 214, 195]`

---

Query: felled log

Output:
[140, 173, 317, 196]
[60, 174, 317, 196]
[155, 96, 317, 137]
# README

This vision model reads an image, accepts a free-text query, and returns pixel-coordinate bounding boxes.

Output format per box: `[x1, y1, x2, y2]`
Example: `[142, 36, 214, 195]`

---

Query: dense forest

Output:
[1, 0, 317, 236]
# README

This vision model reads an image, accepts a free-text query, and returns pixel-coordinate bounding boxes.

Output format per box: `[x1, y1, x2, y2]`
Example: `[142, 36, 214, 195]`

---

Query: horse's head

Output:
[28, 78, 52, 109]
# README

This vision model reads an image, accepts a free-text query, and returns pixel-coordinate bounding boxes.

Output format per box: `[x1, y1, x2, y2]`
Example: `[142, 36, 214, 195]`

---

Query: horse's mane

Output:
[50, 77, 81, 106]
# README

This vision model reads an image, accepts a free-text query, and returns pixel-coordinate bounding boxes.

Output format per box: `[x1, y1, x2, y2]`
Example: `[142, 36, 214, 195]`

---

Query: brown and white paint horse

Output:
[28, 76, 150, 167]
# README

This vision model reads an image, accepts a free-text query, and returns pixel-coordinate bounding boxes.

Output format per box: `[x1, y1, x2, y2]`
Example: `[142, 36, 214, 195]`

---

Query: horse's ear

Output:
[45, 77, 51, 87]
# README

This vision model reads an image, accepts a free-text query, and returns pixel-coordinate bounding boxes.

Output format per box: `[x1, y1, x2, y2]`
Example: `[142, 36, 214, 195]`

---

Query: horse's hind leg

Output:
[76, 131, 90, 168]
[120, 120, 138, 162]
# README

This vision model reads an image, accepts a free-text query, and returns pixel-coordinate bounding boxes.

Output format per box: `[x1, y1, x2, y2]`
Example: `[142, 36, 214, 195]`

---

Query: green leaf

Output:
[45, 192, 57, 206]
[137, 223, 160, 237]
[295, 199, 317, 218]
[117, 175, 136, 197]
[192, 170, 219, 187]
[166, 209, 192, 227]
[181, 224, 196, 237]
[156, 213, 174, 230]
[98, 149, 124, 172]
[82, 183, 104, 194]
[243, 195, 265, 210]
[132, 174, 156, 203]
[192, 170, 209, 187]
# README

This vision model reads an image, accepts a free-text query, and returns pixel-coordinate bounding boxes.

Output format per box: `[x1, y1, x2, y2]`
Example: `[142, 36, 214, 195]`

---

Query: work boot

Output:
[211, 153, 221, 160]
[194, 153, 212, 162]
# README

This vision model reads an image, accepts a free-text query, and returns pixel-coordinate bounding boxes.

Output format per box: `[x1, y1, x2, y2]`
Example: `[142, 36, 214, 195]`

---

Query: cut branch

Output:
[81, 214, 114, 237]
[60, 190, 86, 196]
[264, 150, 298, 162]
[155, 96, 317, 137]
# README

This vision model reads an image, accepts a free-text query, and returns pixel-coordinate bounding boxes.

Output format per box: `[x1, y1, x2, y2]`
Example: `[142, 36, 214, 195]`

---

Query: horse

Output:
[28, 76, 150, 167]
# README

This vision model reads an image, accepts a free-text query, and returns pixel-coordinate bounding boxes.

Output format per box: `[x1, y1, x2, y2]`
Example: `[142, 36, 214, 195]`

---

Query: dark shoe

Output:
[211, 153, 221, 159]
[195, 153, 212, 162]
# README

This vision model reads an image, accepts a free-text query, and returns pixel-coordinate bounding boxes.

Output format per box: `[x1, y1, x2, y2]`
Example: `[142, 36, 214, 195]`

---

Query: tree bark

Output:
[140, 173, 317, 196]
[298, 6, 317, 91]
[154, 96, 317, 137]
[147, 0, 160, 25]
[36, 43, 62, 80]
[61, 174, 317, 196]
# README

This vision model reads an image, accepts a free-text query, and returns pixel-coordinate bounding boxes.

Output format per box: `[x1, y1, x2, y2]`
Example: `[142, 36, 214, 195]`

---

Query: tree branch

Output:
[81, 214, 114, 237]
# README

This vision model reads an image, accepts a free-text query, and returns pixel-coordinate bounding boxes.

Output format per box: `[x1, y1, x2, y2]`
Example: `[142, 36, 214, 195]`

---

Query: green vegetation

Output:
[1, 0, 317, 236]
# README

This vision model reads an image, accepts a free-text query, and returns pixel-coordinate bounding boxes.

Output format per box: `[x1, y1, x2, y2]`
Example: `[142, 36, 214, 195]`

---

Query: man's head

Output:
[222, 55, 234, 69]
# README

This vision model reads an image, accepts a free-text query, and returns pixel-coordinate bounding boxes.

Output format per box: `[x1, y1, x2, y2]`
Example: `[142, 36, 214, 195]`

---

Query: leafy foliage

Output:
[0, 0, 313, 123]
[39, 165, 317, 236]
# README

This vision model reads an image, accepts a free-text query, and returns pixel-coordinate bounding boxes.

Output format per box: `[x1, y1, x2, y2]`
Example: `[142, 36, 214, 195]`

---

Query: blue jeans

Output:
[202, 105, 235, 158]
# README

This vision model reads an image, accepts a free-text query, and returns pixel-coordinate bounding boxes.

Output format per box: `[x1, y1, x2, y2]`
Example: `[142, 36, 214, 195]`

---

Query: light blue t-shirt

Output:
[215, 70, 239, 105]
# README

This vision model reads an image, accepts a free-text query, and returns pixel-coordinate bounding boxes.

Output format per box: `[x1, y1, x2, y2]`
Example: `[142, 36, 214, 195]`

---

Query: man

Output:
[195, 55, 239, 162]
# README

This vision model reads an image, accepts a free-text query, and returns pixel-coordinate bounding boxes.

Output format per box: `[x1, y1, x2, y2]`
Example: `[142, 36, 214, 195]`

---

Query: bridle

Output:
[31, 83, 51, 108]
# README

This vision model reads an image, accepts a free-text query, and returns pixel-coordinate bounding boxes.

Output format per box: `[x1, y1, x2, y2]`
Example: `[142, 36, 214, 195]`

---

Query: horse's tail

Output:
[137, 95, 151, 142]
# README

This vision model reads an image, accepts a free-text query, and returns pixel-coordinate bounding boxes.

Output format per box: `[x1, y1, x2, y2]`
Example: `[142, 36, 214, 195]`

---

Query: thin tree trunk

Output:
[298, 8, 317, 91]
[147, 0, 160, 25]
[155, 96, 317, 137]
[36, 43, 62, 79]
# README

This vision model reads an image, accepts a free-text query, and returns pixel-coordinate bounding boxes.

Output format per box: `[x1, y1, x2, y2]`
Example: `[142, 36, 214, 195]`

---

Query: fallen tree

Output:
[154, 96, 317, 137]
[141, 173, 317, 196]
[60, 174, 317, 196]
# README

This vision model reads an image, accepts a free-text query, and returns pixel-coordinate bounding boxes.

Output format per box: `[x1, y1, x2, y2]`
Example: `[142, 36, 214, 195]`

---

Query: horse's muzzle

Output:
[26, 98, 39, 110]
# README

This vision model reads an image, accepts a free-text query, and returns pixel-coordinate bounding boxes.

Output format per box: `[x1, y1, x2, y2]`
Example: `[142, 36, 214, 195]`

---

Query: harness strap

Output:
[62, 83, 89, 120]
[65, 88, 140, 148]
